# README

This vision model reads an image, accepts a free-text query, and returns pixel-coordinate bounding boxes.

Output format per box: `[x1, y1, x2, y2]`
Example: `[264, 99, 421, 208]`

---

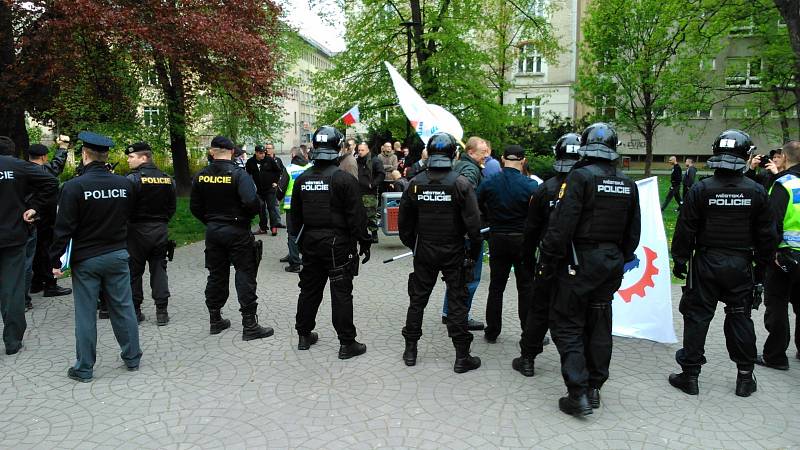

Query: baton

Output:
[383, 227, 490, 264]
[294, 225, 304, 245]
[568, 242, 579, 276]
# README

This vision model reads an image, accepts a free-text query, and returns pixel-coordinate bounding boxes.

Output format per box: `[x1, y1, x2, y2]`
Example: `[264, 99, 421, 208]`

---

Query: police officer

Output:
[399, 132, 483, 373]
[515, 133, 581, 377]
[190, 135, 273, 341]
[28, 141, 71, 299]
[758, 140, 800, 369]
[477, 144, 538, 343]
[125, 142, 176, 325]
[50, 132, 141, 381]
[291, 126, 371, 359]
[538, 123, 640, 416]
[0, 136, 57, 355]
[669, 129, 775, 398]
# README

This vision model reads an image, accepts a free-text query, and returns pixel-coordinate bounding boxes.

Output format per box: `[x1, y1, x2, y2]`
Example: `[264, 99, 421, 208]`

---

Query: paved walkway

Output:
[2, 232, 799, 449]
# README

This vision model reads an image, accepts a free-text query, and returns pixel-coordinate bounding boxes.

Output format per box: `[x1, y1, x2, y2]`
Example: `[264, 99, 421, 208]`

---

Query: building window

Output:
[143, 71, 159, 87]
[693, 109, 713, 120]
[700, 58, 716, 71]
[143, 106, 160, 127]
[532, 0, 547, 17]
[730, 16, 755, 37]
[724, 106, 758, 119]
[725, 58, 761, 88]
[516, 97, 541, 123]
[517, 44, 543, 74]
[598, 97, 616, 120]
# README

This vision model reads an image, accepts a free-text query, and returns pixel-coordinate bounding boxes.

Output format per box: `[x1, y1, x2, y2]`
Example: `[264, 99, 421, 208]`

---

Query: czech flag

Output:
[340, 105, 360, 126]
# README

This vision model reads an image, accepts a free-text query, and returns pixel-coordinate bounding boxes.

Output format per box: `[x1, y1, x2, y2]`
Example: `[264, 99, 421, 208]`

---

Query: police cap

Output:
[210, 135, 235, 151]
[78, 131, 114, 152]
[125, 141, 152, 155]
[28, 144, 49, 157]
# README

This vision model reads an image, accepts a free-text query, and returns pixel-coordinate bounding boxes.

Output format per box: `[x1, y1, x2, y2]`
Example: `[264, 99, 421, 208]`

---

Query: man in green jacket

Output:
[442, 136, 489, 331]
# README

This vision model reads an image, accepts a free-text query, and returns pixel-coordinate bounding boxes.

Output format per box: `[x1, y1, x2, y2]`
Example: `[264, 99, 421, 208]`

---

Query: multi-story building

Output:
[276, 34, 334, 153]
[510, 0, 788, 161]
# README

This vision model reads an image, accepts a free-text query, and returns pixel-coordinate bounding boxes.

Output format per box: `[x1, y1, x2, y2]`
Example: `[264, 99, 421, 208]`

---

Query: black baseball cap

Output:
[28, 144, 49, 156]
[503, 144, 526, 161]
[210, 135, 235, 150]
[125, 141, 152, 155]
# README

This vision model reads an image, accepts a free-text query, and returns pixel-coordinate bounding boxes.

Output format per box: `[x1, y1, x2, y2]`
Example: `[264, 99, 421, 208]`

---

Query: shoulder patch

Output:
[558, 182, 566, 200]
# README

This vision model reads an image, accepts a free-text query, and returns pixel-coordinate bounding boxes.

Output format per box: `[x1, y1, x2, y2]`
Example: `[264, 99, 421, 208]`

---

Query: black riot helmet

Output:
[553, 132, 582, 173]
[310, 125, 344, 161]
[579, 122, 619, 161]
[707, 129, 754, 171]
[427, 132, 458, 168]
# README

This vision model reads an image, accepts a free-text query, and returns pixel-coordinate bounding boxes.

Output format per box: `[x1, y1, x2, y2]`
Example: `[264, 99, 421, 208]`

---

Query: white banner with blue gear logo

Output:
[612, 177, 678, 343]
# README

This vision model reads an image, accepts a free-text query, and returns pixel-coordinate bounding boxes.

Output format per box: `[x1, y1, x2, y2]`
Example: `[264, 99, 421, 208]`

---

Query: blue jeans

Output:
[24, 228, 37, 303]
[442, 239, 484, 317]
[71, 250, 141, 379]
[286, 212, 301, 265]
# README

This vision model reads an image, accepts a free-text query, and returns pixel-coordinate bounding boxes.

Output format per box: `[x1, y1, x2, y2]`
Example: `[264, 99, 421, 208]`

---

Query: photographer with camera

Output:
[757, 141, 800, 370]
[746, 149, 784, 189]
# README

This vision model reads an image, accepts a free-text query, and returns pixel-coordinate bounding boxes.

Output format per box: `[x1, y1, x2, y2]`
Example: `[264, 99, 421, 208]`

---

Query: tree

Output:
[313, 0, 557, 148]
[575, 0, 733, 175]
[2, 0, 285, 194]
[773, 0, 800, 127]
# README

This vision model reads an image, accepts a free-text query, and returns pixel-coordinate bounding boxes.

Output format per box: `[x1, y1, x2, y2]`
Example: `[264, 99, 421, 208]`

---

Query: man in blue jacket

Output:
[477, 145, 538, 343]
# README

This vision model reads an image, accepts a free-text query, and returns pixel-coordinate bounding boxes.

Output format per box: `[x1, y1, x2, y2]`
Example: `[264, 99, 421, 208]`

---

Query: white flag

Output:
[612, 177, 678, 343]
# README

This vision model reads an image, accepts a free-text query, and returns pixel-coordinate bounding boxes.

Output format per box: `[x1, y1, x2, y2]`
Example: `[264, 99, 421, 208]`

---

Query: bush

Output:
[527, 154, 556, 180]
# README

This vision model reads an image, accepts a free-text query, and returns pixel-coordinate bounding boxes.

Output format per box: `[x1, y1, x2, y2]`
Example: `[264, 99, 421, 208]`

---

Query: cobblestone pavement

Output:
[2, 231, 799, 449]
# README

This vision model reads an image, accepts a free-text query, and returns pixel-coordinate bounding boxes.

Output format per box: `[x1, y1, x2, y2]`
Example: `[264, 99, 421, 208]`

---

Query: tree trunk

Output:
[0, 2, 28, 155]
[643, 125, 654, 178]
[155, 54, 192, 196]
[772, 87, 791, 142]
[408, 0, 437, 98]
[773, 1, 800, 139]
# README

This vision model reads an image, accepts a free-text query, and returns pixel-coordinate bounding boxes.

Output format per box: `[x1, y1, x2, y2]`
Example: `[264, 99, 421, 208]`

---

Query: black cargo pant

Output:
[403, 238, 472, 348]
[128, 222, 170, 309]
[32, 219, 57, 288]
[484, 233, 534, 341]
[761, 261, 800, 365]
[204, 222, 259, 315]
[676, 248, 757, 374]
[295, 229, 357, 344]
[551, 244, 624, 395]
[520, 278, 553, 358]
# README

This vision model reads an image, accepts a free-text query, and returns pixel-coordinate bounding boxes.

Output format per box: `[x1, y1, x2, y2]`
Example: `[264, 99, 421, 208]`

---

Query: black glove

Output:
[359, 241, 371, 264]
[463, 258, 477, 283]
[672, 261, 687, 280]
[535, 260, 555, 281]
[468, 238, 483, 262]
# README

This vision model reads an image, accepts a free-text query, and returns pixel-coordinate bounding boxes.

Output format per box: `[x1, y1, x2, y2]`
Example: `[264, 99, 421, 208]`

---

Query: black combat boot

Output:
[453, 344, 481, 373]
[735, 371, 757, 397]
[156, 306, 169, 326]
[403, 340, 417, 366]
[587, 388, 601, 409]
[558, 391, 593, 417]
[43, 285, 72, 297]
[339, 341, 367, 359]
[242, 314, 274, 341]
[298, 332, 318, 350]
[209, 309, 231, 335]
[512, 355, 535, 377]
[668, 372, 699, 395]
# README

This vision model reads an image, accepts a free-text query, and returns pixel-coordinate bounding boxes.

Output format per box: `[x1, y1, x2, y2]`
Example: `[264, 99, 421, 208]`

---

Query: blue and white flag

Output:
[59, 239, 73, 271]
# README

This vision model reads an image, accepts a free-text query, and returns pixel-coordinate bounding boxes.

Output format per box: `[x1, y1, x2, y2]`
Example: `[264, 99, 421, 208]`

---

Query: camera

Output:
[758, 155, 771, 168]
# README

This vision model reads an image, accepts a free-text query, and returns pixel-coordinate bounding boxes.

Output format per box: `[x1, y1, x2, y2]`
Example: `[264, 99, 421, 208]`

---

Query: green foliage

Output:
[575, 0, 731, 174]
[313, 0, 559, 147]
[26, 123, 43, 144]
[169, 198, 206, 246]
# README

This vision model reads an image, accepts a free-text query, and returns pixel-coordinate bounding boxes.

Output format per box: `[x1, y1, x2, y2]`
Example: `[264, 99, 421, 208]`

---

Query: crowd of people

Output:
[0, 121, 798, 418]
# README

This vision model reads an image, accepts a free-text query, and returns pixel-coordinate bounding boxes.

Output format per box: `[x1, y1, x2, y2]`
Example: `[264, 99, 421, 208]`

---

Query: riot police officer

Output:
[515, 133, 581, 377]
[0, 136, 57, 355]
[538, 123, 641, 416]
[50, 131, 141, 381]
[125, 142, 176, 325]
[291, 126, 371, 359]
[758, 140, 800, 369]
[669, 130, 775, 397]
[399, 132, 483, 373]
[190, 135, 273, 341]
